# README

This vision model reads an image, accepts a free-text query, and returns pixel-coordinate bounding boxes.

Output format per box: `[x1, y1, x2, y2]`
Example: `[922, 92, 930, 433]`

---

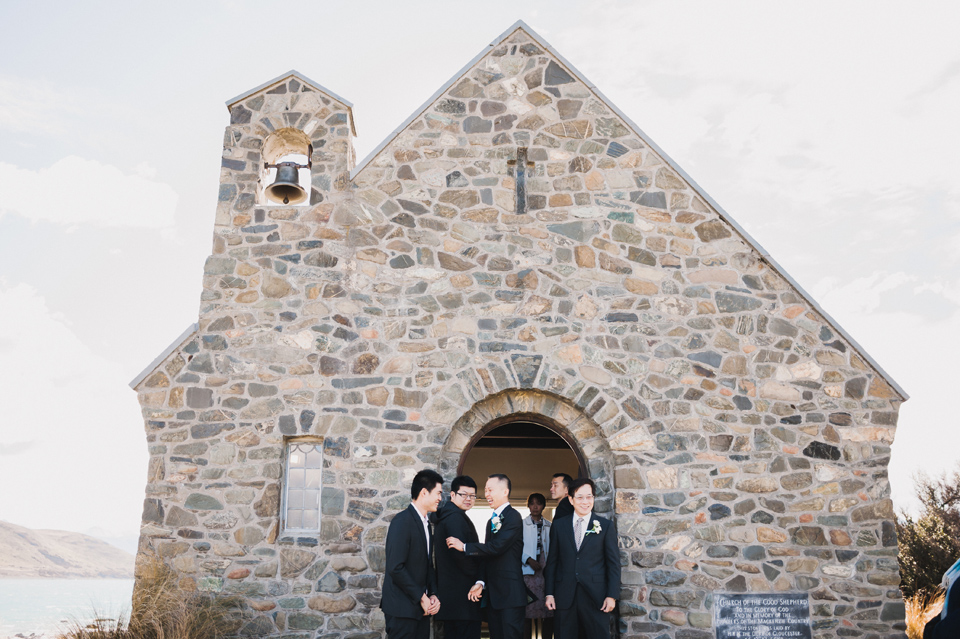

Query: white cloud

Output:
[0, 156, 178, 229]
[0, 76, 72, 135]
[0, 282, 145, 535]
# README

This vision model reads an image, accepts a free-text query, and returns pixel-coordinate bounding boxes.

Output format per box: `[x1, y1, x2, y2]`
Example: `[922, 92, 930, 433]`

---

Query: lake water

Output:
[0, 579, 134, 638]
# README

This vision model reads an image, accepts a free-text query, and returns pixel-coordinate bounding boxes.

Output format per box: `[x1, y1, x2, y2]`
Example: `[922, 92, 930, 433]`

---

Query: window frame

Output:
[280, 437, 325, 534]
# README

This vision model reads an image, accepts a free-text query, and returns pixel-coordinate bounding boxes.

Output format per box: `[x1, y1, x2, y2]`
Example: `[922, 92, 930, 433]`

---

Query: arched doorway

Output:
[440, 389, 616, 511]
[459, 420, 584, 527]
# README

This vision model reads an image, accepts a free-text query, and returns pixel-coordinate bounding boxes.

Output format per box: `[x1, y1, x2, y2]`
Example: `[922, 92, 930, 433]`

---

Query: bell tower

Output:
[201, 71, 356, 318]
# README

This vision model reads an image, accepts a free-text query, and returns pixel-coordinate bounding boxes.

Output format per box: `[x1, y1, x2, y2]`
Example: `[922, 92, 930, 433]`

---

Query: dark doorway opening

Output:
[459, 420, 584, 525]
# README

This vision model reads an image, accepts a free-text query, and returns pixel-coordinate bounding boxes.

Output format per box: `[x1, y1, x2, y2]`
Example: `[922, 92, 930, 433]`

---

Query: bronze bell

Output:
[265, 161, 308, 205]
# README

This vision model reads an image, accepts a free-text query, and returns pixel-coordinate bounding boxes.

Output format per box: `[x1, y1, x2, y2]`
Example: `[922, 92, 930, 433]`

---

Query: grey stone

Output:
[544, 60, 574, 85]
[462, 116, 492, 133]
[184, 494, 223, 510]
[547, 221, 600, 242]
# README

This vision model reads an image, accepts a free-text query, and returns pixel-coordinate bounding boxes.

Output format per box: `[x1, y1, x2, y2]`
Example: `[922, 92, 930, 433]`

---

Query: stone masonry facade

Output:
[132, 23, 907, 639]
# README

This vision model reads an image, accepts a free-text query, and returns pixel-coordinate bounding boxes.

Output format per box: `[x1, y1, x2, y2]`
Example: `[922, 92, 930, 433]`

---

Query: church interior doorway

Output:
[458, 420, 584, 535]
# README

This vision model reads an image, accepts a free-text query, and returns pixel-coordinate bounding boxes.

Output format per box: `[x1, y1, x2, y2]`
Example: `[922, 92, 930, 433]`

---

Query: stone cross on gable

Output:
[507, 147, 536, 215]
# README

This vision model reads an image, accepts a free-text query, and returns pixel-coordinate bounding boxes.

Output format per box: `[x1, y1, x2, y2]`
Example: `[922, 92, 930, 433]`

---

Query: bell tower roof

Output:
[225, 70, 357, 136]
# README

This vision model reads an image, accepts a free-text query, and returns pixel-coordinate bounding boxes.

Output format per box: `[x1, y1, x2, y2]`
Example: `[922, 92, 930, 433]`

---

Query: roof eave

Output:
[129, 323, 199, 390]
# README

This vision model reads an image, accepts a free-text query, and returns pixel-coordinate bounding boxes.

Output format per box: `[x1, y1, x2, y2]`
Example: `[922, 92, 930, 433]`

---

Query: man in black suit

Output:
[381, 469, 444, 639]
[550, 473, 574, 520]
[434, 475, 482, 639]
[544, 478, 620, 639]
[446, 473, 526, 639]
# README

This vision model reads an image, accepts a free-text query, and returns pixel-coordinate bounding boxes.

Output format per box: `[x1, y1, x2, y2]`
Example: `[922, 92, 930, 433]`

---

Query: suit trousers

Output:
[385, 614, 429, 639]
[486, 605, 525, 639]
[441, 619, 481, 639]
[554, 585, 611, 639]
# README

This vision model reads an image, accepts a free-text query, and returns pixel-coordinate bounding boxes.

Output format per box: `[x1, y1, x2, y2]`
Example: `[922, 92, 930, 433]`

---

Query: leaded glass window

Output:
[283, 442, 322, 531]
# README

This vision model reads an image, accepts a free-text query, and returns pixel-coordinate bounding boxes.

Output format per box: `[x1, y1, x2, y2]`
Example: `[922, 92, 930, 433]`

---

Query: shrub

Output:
[897, 465, 960, 598]
[59, 557, 242, 639]
[904, 590, 944, 639]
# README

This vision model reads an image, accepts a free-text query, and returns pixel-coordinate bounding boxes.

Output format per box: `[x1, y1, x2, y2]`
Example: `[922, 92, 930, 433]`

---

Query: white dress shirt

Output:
[573, 513, 591, 548]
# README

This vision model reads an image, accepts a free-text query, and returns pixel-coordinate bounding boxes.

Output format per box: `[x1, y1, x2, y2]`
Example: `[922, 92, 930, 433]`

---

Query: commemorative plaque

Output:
[715, 593, 812, 639]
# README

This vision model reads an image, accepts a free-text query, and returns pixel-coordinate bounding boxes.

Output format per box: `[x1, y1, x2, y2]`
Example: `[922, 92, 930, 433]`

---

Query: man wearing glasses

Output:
[544, 478, 620, 639]
[434, 476, 482, 639]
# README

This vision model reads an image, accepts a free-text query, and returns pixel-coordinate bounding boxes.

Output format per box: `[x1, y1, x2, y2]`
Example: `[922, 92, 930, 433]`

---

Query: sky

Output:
[0, 1, 958, 553]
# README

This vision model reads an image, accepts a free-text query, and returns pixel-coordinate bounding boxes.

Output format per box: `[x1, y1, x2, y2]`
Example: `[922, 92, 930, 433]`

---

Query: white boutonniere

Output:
[491, 515, 502, 533]
[584, 520, 602, 537]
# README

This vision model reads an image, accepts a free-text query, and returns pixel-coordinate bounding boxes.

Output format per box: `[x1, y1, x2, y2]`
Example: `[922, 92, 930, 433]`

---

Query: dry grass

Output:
[905, 589, 945, 639]
[58, 558, 242, 639]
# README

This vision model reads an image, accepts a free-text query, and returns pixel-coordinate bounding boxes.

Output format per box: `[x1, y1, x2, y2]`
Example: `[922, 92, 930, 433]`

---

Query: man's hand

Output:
[467, 584, 483, 602]
[545, 595, 556, 611]
[427, 595, 441, 615]
[525, 558, 541, 571]
[601, 597, 616, 613]
[446, 536, 465, 552]
[420, 593, 433, 614]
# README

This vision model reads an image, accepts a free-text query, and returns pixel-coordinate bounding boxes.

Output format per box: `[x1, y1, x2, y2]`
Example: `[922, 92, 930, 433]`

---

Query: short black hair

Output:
[570, 477, 596, 498]
[553, 473, 573, 490]
[488, 473, 511, 495]
[451, 475, 477, 493]
[411, 469, 443, 501]
[527, 492, 546, 507]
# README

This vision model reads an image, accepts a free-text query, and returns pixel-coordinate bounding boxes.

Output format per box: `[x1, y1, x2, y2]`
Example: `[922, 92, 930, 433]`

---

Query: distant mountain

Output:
[0, 520, 135, 578]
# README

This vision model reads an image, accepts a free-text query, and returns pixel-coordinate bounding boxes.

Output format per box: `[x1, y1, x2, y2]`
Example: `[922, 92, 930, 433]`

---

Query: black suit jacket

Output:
[464, 504, 526, 610]
[433, 501, 481, 621]
[554, 496, 574, 520]
[381, 504, 436, 619]
[544, 512, 620, 610]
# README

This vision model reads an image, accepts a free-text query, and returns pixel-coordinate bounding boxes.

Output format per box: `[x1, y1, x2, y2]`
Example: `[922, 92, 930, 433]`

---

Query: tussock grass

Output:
[59, 558, 241, 639]
[905, 589, 944, 639]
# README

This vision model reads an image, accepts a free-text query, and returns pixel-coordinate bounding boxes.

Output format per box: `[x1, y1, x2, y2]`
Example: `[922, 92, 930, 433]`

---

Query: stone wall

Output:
[133, 27, 906, 639]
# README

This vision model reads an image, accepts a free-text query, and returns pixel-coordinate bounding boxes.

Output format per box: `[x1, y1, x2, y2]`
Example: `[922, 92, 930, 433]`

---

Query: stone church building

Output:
[130, 21, 908, 639]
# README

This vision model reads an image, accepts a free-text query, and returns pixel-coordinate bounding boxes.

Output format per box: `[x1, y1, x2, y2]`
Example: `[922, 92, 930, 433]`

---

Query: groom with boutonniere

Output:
[544, 478, 620, 639]
[445, 473, 526, 639]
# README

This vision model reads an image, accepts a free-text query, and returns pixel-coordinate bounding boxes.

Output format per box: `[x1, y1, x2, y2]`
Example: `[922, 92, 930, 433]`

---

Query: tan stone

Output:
[687, 269, 738, 285]
[579, 365, 612, 385]
[556, 344, 583, 364]
[647, 467, 678, 489]
[868, 376, 898, 398]
[574, 245, 596, 268]
[662, 610, 686, 626]
[624, 278, 658, 295]
[573, 295, 598, 319]
[262, 273, 293, 298]
[759, 381, 801, 401]
[737, 477, 778, 493]
[308, 595, 357, 613]
[585, 171, 605, 190]
[721, 355, 747, 376]
[757, 527, 788, 543]
[829, 529, 852, 546]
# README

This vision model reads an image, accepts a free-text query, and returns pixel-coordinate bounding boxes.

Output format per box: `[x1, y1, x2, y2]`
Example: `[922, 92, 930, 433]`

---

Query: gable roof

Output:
[350, 20, 907, 401]
[131, 23, 906, 401]
[226, 70, 358, 137]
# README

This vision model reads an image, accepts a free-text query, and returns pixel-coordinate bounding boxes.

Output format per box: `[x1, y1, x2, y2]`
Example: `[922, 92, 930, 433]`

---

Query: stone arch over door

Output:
[439, 389, 616, 514]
